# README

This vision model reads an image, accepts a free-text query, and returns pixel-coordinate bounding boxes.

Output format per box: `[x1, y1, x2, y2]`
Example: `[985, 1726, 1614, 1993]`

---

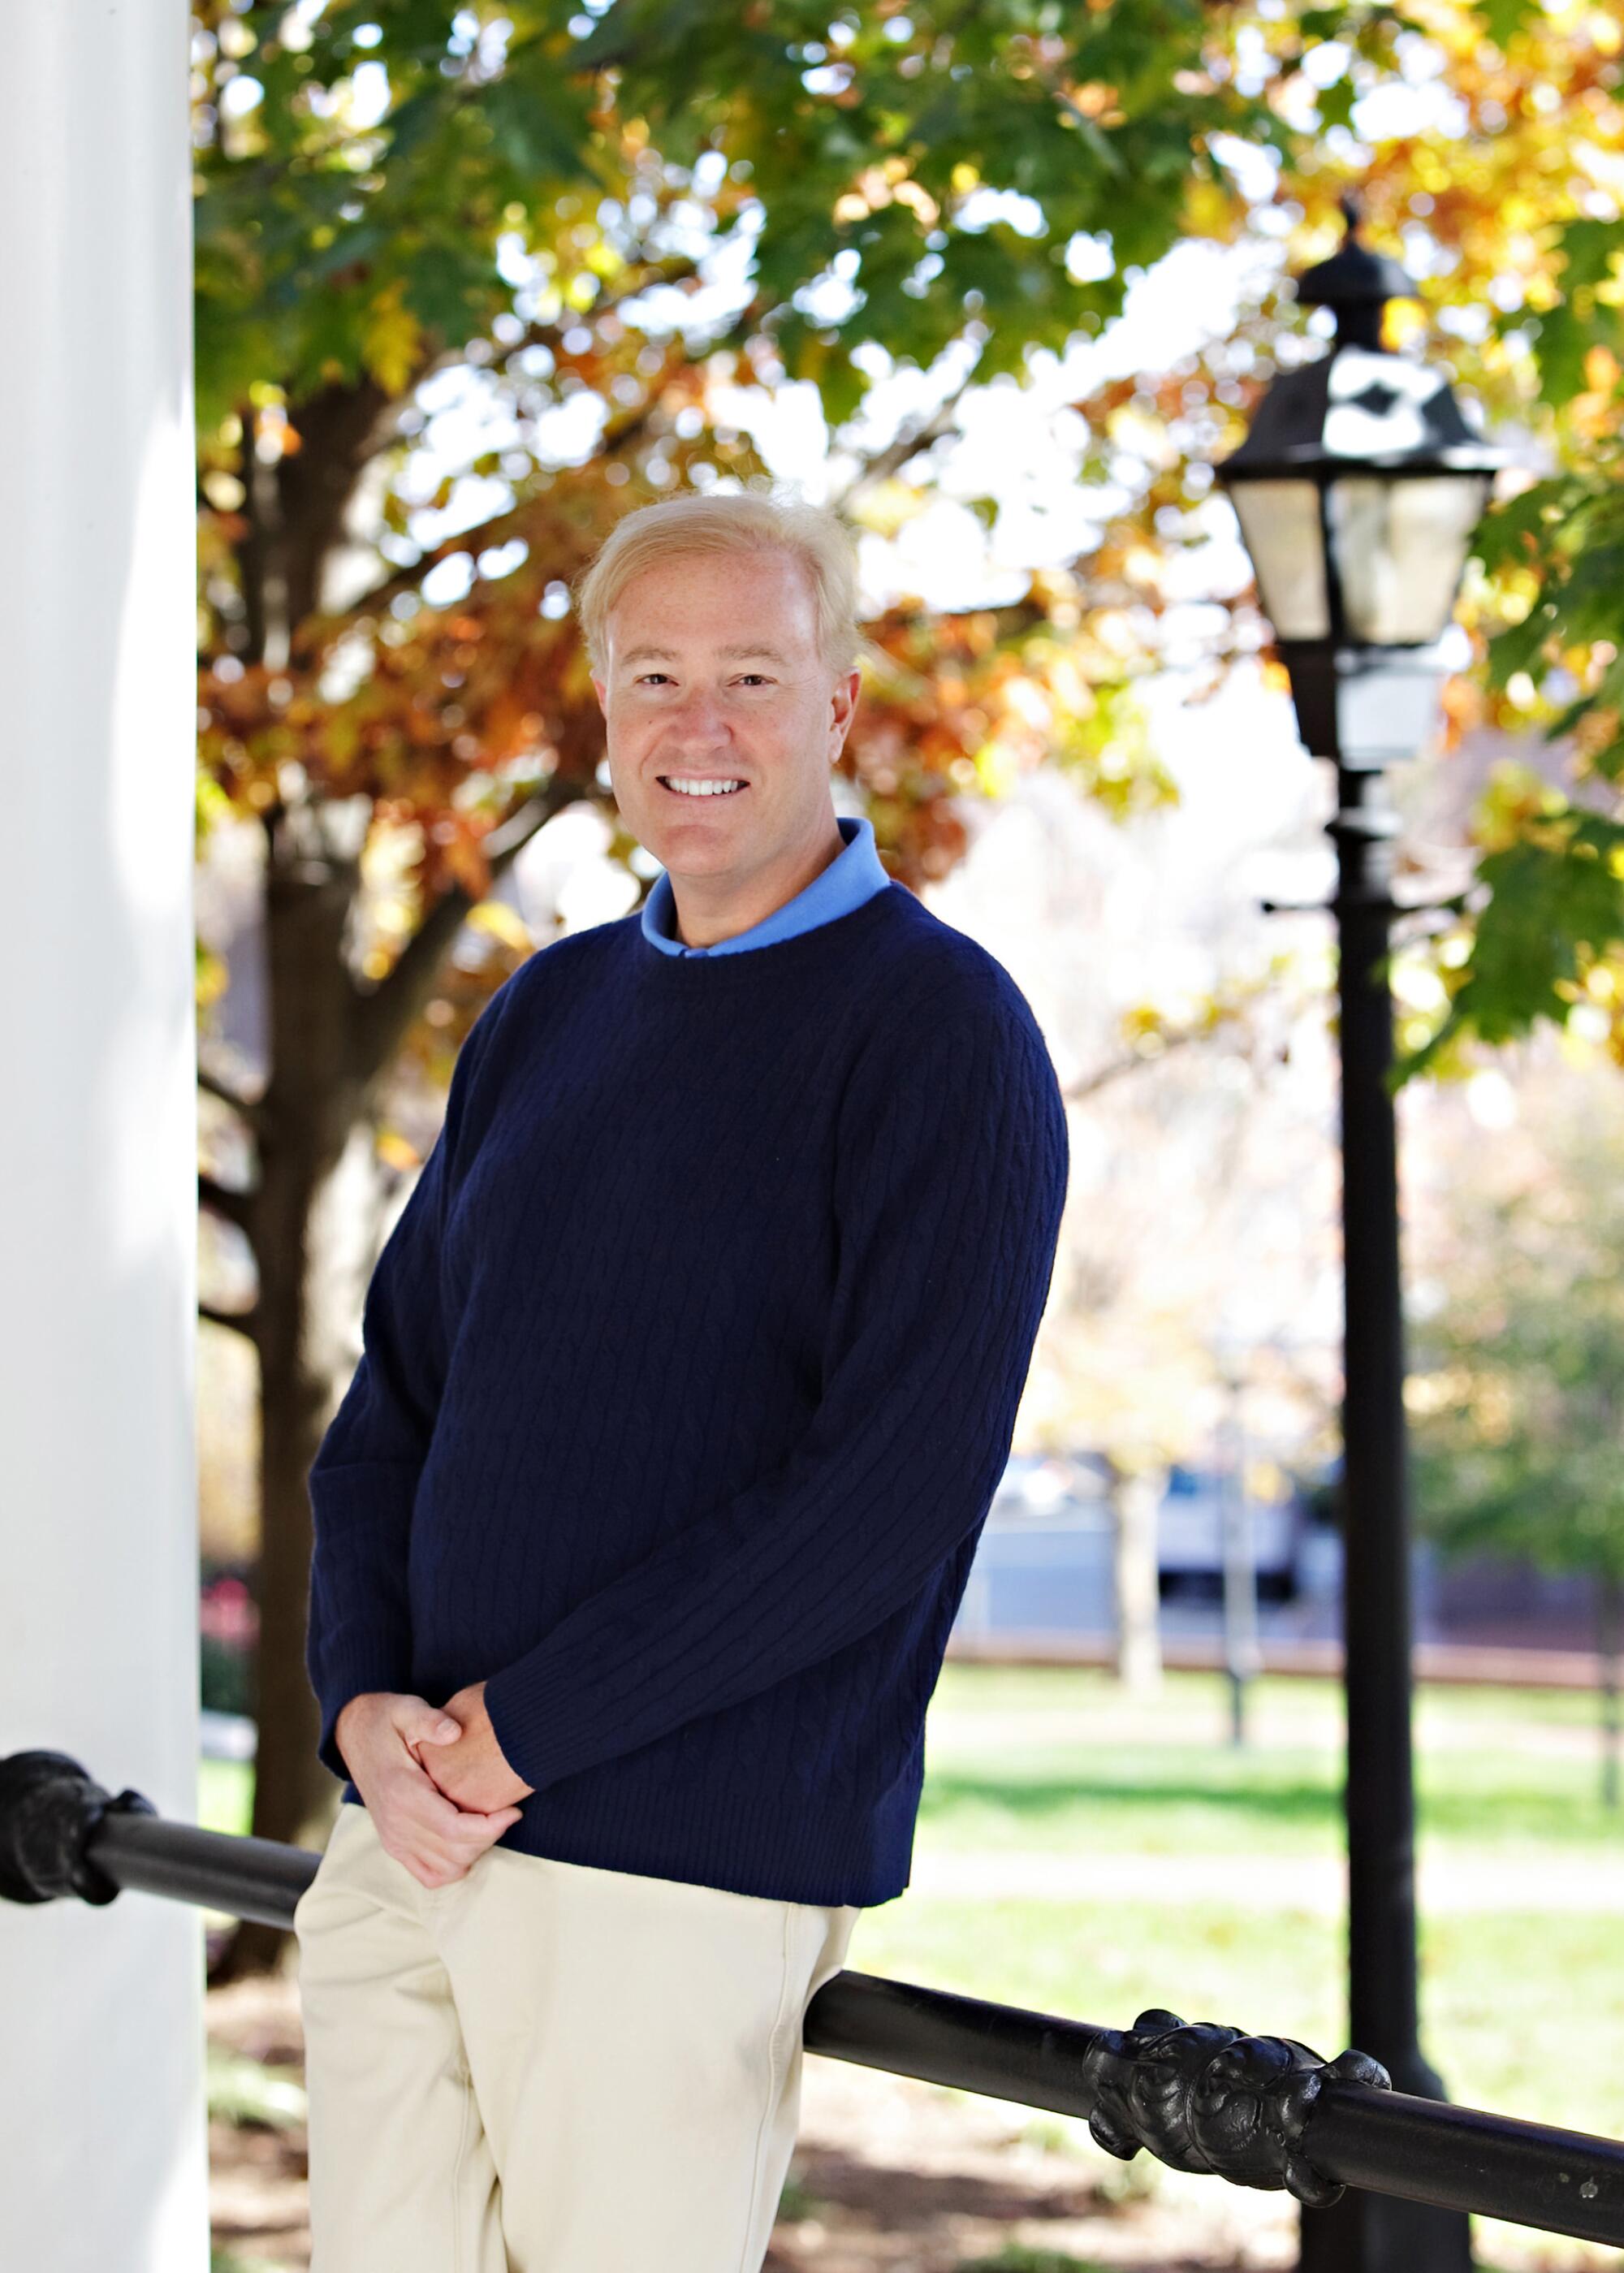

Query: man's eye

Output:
[736, 674, 771, 687]
[636, 672, 673, 686]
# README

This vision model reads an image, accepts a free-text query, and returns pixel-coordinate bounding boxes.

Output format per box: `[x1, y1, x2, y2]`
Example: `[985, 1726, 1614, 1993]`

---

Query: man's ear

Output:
[590, 672, 608, 716]
[829, 665, 861, 754]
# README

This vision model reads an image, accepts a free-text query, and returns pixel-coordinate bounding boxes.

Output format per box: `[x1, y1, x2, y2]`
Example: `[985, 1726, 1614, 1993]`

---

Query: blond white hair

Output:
[577, 490, 861, 675]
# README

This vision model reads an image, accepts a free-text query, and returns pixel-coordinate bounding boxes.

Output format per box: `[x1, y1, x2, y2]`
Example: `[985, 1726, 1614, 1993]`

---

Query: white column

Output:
[0, 9, 207, 2271]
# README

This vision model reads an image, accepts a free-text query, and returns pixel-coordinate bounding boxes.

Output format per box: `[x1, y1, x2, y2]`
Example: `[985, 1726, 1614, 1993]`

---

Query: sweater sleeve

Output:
[304, 981, 514, 1781]
[481, 979, 1070, 1795]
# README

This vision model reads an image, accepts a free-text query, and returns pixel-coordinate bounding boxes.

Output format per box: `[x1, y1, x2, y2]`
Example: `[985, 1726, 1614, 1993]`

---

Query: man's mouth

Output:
[658, 775, 748, 799]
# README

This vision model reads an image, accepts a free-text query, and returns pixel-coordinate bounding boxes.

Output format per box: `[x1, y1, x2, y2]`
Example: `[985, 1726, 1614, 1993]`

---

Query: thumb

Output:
[415, 1706, 461, 1745]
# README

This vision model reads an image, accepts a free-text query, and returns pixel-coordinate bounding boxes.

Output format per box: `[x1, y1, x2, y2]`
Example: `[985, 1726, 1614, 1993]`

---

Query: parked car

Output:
[1155, 1461, 1311, 1603]
[985, 1451, 1114, 1527]
[959, 1454, 1117, 1642]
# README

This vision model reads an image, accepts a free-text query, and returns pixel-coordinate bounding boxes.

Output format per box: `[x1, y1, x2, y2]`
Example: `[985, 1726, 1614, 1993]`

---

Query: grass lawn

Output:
[886, 1667, 1624, 2138]
[201, 1664, 1624, 2224]
[914, 1664, 1624, 1857]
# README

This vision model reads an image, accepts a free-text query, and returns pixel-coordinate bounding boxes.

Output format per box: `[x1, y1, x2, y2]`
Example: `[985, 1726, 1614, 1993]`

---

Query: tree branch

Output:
[200, 1173, 256, 1235]
[1065, 1018, 1242, 1103]
[311, 388, 667, 633]
[198, 1061, 264, 1129]
[402, 256, 702, 413]
[831, 365, 980, 511]
[347, 771, 586, 1086]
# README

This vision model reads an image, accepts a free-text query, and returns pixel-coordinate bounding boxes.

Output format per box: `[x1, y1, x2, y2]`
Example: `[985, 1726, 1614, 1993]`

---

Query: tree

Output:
[188, 0, 1290, 1974]
[1409, 1113, 1624, 1806]
[1253, 1, 1624, 1080]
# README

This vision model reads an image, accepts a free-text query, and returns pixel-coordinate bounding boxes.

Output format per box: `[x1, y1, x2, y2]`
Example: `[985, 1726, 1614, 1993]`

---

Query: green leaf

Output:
[1556, 216, 1624, 294]
[476, 71, 590, 182]
[1476, 0, 1542, 50]
[1400, 812, 1624, 1081]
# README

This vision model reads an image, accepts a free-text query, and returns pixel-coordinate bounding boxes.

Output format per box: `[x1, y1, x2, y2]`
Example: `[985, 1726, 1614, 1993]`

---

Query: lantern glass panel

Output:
[1229, 479, 1329, 639]
[1327, 473, 1492, 646]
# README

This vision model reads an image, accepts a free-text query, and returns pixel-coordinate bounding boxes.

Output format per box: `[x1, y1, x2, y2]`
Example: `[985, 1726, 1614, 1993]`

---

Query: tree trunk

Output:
[211, 815, 379, 1979]
[1112, 1466, 1164, 1695]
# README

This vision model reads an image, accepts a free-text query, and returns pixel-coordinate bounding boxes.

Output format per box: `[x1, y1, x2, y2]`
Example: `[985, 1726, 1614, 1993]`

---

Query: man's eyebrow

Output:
[615, 642, 796, 667]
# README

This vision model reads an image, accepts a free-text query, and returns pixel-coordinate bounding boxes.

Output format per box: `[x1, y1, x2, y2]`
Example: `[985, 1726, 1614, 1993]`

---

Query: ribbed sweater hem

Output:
[336, 1765, 922, 1908]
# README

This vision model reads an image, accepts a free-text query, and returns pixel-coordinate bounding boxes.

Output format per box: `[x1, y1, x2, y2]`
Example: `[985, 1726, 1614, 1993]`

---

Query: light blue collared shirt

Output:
[640, 812, 892, 957]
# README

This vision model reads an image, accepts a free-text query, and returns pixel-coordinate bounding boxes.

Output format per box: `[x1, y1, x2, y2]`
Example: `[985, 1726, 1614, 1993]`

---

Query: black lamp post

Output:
[1215, 195, 1505, 2273]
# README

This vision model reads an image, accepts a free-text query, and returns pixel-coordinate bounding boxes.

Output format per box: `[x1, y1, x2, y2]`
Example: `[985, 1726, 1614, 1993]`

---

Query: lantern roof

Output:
[1217, 194, 1508, 486]
[1219, 348, 1507, 482]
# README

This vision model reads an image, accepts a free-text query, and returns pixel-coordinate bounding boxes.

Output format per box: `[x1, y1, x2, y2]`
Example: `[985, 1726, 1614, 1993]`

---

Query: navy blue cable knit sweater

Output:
[304, 879, 1069, 1906]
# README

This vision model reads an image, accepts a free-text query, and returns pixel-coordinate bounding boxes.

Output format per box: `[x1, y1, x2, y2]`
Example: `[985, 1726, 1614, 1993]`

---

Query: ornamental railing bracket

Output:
[1082, 2006, 1393, 2206]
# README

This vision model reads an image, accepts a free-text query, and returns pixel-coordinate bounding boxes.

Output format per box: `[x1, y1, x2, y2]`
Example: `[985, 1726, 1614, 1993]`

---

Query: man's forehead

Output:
[605, 547, 821, 657]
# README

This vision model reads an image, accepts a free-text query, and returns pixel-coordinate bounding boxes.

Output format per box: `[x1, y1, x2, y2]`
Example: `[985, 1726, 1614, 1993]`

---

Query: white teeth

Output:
[663, 777, 744, 797]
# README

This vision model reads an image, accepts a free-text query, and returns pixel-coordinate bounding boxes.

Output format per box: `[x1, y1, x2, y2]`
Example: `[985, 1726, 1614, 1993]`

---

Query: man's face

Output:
[592, 546, 858, 888]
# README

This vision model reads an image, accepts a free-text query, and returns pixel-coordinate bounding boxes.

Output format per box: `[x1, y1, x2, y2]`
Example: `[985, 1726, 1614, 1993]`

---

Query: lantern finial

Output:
[1294, 190, 1416, 351]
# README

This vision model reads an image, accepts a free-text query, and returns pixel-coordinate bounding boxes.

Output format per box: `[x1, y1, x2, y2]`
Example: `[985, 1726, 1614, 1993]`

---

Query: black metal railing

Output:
[4, 1746, 1622, 2249]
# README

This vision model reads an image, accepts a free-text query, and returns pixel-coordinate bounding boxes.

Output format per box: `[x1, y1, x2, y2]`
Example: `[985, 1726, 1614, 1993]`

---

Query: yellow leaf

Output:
[375, 1129, 423, 1173]
[1182, 175, 1235, 243]
[1384, 300, 1426, 351]
[361, 278, 422, 397]
[467, 901, 534, 951]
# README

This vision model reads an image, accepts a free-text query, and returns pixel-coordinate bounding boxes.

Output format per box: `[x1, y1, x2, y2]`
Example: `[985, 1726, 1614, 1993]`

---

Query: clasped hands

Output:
[413, 1679, 535, 1815]
[334, 1682, 534, 1891]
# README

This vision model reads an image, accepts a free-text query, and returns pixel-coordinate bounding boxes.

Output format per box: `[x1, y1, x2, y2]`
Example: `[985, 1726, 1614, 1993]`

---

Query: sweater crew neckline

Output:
[631, 875, 905, 979]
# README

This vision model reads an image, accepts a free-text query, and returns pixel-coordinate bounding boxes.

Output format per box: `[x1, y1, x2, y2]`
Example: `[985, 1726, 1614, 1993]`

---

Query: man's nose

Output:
[667, 685, 732, 741]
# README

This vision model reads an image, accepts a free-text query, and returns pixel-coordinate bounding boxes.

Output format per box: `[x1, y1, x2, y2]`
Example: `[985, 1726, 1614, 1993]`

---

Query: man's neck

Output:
[670, 810, 847, 949]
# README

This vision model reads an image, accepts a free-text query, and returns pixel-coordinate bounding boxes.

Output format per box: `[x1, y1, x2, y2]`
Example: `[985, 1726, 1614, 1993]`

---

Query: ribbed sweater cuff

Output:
[482, 1652, 590, 1793]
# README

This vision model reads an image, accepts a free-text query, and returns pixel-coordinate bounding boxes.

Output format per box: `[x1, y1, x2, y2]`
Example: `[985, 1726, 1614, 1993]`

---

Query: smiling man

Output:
[295, 491, 1070, 2273]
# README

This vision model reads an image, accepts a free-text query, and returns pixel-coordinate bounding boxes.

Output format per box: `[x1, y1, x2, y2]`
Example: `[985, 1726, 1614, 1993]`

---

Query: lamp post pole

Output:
[1332, 763, 1420, 2094]
[1214, 193, 1505, 2273]
[1305, 758, 1472, 2273]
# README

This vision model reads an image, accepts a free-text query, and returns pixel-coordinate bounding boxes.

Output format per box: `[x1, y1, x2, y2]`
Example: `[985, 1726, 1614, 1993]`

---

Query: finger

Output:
[402, 1773, 481, 1839]
[412, 1718, 462, 1749]
[395, 1834, 464, 1886]
[441, 1813, 519, 1867]
[394, 1695, 461, 1747]
[411, 1757, 504, 1820]
[409, 1754, 452, 1797]
[452, 1814, 512, 1857]
[470, 1804, 524, 1835]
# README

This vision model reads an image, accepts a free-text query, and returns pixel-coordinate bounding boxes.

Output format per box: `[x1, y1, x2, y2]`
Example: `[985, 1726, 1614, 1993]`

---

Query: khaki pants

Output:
[292, 1800, 861, 2272]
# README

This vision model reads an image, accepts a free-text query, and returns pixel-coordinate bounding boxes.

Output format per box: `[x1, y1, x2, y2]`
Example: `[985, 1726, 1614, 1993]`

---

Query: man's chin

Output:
[650, 831, 747, 868]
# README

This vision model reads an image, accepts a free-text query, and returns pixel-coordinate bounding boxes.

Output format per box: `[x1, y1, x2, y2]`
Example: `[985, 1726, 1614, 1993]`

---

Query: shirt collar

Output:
[639, 813, 891, 957]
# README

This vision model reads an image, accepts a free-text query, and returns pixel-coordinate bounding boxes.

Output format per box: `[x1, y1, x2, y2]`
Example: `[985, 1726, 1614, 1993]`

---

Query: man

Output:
[296, 490, 1070, 2271]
